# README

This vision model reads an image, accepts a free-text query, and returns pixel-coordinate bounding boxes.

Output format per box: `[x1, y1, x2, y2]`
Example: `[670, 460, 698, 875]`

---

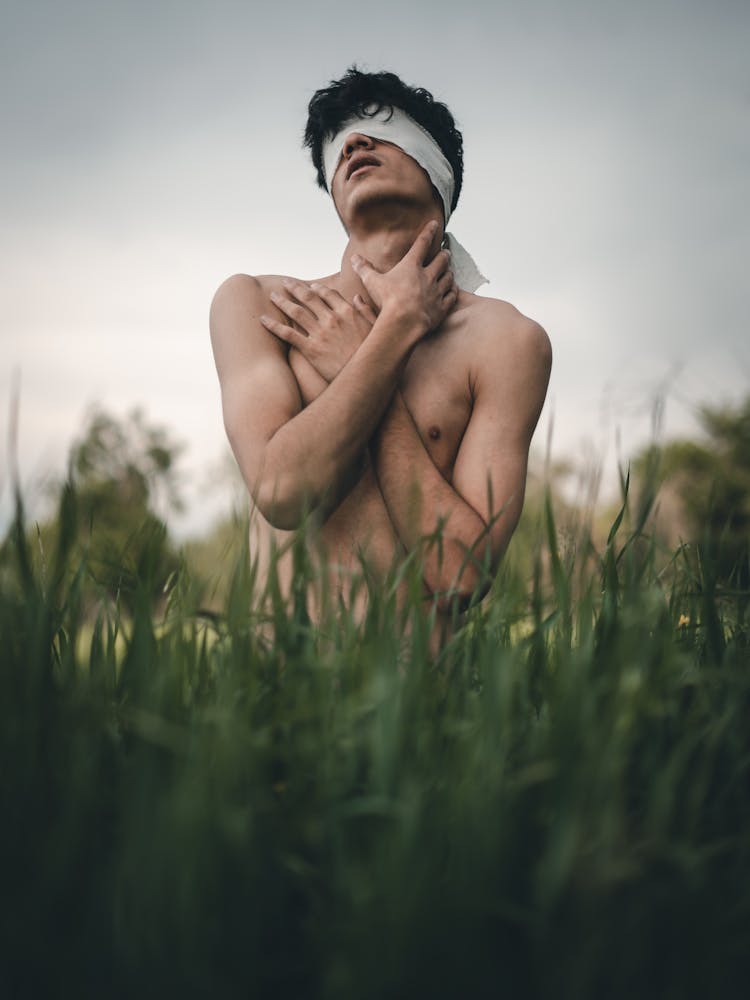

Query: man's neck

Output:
[335, 212, 443, 305]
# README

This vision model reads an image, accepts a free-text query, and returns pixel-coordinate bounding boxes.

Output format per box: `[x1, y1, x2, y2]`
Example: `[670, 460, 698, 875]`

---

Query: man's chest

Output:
[290, 325, 473, 479]
[399, 334, 473, 478]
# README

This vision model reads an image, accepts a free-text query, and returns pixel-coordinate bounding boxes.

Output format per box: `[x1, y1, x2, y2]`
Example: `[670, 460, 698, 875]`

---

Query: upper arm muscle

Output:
[210, 274, 302, 496]
[452, 313, 552, 563]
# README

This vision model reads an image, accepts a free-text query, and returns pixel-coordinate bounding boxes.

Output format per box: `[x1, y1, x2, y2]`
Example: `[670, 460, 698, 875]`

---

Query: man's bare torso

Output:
[249, 274, 509, 607]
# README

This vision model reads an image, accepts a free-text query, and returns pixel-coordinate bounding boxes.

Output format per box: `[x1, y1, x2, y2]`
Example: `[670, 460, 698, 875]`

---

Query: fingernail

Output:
[351, 254, 361, 266]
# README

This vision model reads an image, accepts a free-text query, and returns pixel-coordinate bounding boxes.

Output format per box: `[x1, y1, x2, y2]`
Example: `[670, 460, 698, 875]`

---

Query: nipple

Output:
[429, 426, 441, 441]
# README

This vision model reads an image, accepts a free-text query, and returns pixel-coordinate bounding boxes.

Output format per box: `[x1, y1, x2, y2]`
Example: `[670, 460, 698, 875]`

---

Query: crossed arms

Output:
[210, 222, 551, 608]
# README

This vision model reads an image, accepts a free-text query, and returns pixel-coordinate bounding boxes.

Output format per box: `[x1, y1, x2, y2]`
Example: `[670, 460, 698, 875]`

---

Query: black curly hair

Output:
[304, 67, 464, 214]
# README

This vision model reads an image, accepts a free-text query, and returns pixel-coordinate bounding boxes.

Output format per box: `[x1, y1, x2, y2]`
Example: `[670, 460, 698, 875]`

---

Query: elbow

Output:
[257, 504, 303, 532]
[434, 586, 491, 616]
[431, 564, 493, 615]
[253, 477, 310, 531]
[428, 532, 496, 613]
[229, 432, 317, 531]
[252, 463, 324, 530]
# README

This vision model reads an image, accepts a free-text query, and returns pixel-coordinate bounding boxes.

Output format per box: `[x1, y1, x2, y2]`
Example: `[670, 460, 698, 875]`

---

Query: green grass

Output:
[1, 481, 749, 999]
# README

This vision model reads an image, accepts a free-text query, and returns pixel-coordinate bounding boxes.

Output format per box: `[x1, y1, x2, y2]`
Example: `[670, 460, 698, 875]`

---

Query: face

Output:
[330, 131, 444, 230]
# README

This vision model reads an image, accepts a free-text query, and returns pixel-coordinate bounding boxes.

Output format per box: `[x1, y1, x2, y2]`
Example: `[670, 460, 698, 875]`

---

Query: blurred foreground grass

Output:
[1, 480, 749, 999]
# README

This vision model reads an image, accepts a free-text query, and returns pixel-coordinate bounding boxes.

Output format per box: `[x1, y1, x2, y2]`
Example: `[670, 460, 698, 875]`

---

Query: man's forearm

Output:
[370, 392, 491, 607]
[255, 311, 422, 529]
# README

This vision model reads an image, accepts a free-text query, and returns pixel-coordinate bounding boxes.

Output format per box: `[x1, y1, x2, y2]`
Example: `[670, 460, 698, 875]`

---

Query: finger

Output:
[353, 294, 377, 325]
[350, 253, 379, 290]
[442, 285, 459, 308]
[259, 314, 307, 351]
[436, 268, 454, 294]
[406, 219, 440, 264]
[310, 282, 351, 316]
[281, 279, 327, 320]
[269, 290, 317, 330]
[426, 247, 452, 280]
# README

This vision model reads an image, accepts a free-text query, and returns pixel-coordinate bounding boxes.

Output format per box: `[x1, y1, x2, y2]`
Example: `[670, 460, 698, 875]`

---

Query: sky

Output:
[2, 0, 749, 537]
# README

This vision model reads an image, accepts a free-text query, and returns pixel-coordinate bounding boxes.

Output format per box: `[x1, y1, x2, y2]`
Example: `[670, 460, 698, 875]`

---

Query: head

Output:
[304, 67, 464, 223]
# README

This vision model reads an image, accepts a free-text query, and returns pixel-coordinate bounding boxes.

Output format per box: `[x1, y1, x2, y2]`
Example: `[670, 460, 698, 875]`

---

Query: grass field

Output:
[1, 480, 749, 999]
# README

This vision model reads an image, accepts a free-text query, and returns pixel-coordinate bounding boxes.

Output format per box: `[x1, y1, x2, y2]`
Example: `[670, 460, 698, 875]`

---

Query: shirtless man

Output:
[210, 68, 551, 624]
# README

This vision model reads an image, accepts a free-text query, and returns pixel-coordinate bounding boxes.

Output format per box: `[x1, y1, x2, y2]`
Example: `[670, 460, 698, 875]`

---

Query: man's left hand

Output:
[261, 280, 376, 383]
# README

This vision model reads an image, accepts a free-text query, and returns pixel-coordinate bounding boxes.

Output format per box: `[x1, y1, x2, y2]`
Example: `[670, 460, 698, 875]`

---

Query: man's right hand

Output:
[351, 220, 458, 340]
[260, 279, 376, 384]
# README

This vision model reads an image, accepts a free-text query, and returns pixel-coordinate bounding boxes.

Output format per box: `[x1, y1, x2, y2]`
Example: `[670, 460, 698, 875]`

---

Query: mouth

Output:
[346, 154, 380, 180]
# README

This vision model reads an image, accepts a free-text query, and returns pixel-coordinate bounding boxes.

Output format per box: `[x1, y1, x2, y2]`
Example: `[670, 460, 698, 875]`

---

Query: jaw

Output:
[334, 176, 445, 239]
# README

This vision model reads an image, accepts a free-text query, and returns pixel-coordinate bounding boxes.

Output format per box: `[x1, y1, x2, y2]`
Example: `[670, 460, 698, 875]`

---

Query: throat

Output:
[349, 229, 415, 271]
[336, 220, 442, 305]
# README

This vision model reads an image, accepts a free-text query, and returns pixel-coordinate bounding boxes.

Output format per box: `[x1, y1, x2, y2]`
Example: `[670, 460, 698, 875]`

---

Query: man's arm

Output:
[371, 306, 552, 609]
[209, 222, 453, 529]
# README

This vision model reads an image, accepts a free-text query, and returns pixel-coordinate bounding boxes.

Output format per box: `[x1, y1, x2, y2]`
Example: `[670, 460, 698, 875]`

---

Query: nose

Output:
[342, 132, 376, 158]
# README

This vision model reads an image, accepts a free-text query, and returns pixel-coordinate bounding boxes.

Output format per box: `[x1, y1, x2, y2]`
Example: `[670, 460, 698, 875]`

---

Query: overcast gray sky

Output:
[2, 0, 748, 535]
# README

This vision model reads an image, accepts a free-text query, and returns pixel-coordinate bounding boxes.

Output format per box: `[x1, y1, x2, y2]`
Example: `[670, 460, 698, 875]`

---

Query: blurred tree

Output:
[637, 395, 750, 587]
[70, 406, 184, 520]
[37, 406, 184, 607]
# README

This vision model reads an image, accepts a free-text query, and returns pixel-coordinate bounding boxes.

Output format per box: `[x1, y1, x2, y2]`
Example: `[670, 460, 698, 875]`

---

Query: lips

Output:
[346, 154, 380, 180]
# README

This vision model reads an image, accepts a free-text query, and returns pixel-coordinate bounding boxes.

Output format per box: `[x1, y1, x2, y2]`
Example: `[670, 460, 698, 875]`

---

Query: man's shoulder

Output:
[211, 272, 288, 310]
[459, 291, 551, 368]
[210, 271, 340, 323]
[458, 294, 551, 431]
[209, 273, 303, 354]
[209, 273, 300, 374]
